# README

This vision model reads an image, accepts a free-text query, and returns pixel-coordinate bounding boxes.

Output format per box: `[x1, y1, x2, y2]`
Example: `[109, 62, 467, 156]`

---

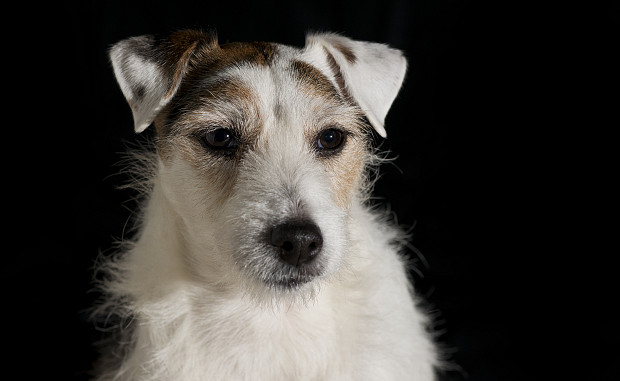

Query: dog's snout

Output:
[270, 221, 323, 267]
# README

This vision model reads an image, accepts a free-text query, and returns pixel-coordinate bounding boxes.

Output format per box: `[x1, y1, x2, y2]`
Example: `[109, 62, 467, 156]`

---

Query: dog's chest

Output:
[186, 298, 354, 380]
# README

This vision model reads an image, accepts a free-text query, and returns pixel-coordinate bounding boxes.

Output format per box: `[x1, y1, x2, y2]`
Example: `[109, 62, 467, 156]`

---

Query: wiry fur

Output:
[94, 30, 439, 380]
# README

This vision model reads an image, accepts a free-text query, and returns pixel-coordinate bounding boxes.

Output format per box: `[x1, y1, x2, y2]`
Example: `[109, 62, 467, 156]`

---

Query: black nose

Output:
[270, 221, 323, 267]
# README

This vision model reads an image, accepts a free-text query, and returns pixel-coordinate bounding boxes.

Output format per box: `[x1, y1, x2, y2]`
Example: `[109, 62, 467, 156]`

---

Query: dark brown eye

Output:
[317, 129, 345, 151]
[202, 128, 238, 150]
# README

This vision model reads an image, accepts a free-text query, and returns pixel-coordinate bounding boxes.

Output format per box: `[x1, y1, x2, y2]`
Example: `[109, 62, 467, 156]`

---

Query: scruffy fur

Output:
[95, 30, 438, 380]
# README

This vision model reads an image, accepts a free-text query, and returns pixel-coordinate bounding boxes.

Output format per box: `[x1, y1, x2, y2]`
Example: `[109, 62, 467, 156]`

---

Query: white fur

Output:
[96, 31, 438, 380]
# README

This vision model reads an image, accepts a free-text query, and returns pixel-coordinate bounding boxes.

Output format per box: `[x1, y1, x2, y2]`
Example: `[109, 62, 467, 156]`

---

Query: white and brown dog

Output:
[95, 30, 438, 380]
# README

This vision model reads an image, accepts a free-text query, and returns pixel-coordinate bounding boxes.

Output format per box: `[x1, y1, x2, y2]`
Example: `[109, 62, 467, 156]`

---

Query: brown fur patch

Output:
[154, 32, 277, 139]
[186, 39, 278, 81]
[220, 41, 277, 66]
[325, 135, 368, 208]
[290, 60, 341, 102]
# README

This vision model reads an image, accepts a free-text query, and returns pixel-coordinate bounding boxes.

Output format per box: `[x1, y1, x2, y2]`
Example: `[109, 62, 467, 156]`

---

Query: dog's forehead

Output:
[192, 41, 342, 112]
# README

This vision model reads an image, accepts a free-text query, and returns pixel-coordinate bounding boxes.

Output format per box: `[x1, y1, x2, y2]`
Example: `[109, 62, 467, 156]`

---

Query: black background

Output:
[5, 1, 616, 380]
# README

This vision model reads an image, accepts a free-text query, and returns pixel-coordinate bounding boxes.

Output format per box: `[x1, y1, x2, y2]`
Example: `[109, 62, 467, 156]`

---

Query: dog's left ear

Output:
[305, 33, 407, 138]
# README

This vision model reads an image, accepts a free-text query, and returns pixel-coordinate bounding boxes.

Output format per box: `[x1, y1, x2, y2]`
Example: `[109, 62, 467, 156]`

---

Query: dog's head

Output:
[110, 30, 406, 301]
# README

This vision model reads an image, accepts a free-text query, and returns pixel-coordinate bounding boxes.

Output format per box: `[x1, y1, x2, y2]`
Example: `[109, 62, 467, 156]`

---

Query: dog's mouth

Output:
[236, 244, 326, 292]
[256, 251, 327, 292]
[272, 274, 314, 289]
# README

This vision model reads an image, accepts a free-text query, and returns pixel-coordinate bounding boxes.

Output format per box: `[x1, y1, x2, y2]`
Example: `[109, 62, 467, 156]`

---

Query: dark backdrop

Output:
[5, 1, 615, 380]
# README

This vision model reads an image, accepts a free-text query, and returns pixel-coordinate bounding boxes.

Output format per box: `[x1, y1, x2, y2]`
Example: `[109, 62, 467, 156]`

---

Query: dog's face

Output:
[110, 30, 406, 300]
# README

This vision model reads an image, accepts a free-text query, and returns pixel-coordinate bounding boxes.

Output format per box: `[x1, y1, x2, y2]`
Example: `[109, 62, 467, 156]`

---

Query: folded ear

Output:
[109, 30, 218, 133]
[305, 33, 407, 138]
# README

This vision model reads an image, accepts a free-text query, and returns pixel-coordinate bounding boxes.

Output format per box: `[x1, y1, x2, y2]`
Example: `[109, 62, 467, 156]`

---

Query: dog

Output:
[94, 29, 439, 380]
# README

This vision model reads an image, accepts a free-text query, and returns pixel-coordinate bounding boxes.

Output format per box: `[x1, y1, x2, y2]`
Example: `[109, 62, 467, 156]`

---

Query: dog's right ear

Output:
[109, 30, 218, 133]
[304, 33, 407, 138]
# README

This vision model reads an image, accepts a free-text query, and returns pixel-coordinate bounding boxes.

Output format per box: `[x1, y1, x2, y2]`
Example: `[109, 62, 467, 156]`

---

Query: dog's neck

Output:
[119, 177, 193, 302]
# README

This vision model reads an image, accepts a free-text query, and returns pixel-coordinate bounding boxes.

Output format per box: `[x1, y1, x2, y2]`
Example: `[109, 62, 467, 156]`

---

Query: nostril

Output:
[270, 220, 323, 267]
[282, 241, 294, 252]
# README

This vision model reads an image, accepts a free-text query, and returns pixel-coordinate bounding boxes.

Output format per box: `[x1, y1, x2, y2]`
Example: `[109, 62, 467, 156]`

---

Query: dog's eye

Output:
[202, 128, 238, 150]
[317, 129, 345, 151]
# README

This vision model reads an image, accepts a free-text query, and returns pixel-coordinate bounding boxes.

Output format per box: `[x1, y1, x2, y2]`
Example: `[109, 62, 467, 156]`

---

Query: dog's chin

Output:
[239, 262, 326, 305]
[263, 262, 325, 290]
